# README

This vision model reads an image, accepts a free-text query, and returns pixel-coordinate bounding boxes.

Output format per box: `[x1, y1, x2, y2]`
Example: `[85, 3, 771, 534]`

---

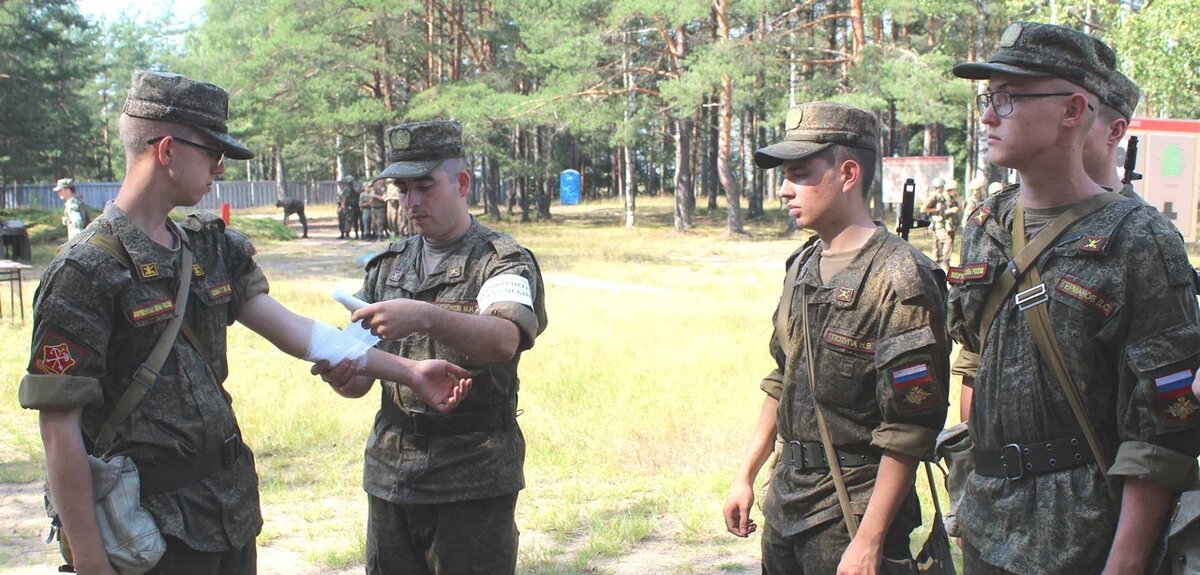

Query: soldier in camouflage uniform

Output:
[316, 120, 547, 575]
[55, 178, 87, 240]
[20, 71, 470, 575]
[722, 101, 949, 574]
[922, 177, 961, 274]
[950, 22, 1200, 573]
[1081, 69, 1142, 199]
[337, 175, 359, 239]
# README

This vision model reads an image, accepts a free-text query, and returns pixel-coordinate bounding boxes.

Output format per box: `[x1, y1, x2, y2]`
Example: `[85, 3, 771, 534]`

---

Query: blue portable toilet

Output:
[560, 169, 581, 205]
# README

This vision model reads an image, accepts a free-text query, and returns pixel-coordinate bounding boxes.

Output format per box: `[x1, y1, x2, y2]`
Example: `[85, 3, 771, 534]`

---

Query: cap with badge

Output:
[375, 120, 464, 180]
[123, 70, 254, 161]
[953, 21, 1138, 120]
[755, 101, 878, 169]
[52, 178, 75, 192]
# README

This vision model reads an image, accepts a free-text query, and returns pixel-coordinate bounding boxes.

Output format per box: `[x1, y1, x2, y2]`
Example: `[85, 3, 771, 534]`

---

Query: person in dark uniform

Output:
[274, 197, 307, 238]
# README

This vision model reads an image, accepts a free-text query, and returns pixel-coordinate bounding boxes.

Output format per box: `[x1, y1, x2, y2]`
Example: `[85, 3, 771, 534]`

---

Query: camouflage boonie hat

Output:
[953, 22, 1123, 113]
[375, 120, 463, 180]
[123, 70, 254, 161]
[755, 102, 877, 169]
[52, 178, 74, 192]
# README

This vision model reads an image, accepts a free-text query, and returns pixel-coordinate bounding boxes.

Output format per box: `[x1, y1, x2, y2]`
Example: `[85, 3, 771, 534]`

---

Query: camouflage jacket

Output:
[925, 190, 962, 233]
[761, 226, 950, 538]
[19, 203, 267, 552]
[357, 218, 547, 504]
[949, 187, 1200, 573]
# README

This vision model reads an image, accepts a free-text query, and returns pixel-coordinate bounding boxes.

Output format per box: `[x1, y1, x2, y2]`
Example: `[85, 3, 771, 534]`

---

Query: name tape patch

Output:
[477, 274, 533, 313]
[129, 297, 175, 322]
[434, 300, 479, 314]
[948, 262, 990, 285]
[207, 281, 233, 301]
[823, 328, 875, 354]
[1055, 276, 1116, 318]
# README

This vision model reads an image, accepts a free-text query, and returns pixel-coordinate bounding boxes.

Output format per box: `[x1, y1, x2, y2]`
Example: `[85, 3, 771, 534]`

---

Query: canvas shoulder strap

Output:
[976, 192, 1121, 351]
[1011, 204, 1110, 474]
[93, 222, 193, 453]
[775, 238, 820, 352]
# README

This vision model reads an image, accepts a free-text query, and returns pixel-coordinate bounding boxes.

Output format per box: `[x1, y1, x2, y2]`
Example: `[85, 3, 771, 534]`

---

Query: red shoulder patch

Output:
[1078, 235, 1107, 254]
[947, 262, 990, 285]
[34, 331, 87, 376]
[971, 206, 992, 226]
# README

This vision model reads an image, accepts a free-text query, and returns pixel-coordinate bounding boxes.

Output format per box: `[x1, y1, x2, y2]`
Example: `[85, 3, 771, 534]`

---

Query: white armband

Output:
[477, 274, 533, 314]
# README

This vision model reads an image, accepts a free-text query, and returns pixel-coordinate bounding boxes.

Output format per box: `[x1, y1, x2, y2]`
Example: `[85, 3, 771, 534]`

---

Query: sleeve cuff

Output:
[1108, 441, 1200, 491]
[760, 370, 783, 400]
[19, 373, 102, 410]
[871, 422, 939, 461]
[482, 301, 540, 351]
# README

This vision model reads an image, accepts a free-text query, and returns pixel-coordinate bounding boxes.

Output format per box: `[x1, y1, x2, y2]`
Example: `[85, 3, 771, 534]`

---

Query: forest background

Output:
[4, 0, 1199, 232]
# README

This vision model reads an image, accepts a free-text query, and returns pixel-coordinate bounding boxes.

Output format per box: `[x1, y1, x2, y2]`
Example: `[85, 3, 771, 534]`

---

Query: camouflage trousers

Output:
[761, 515, 912, 574]
[145, 535, 256, 575]
[366, 493, 519, 575]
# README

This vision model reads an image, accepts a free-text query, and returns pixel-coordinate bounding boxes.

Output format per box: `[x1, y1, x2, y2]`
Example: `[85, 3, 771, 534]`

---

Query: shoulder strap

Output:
[800, 286, 860, 537]
[976, 192, 1121, 351]
[775, 240, 818, 351]
[94, 222, 193, 453]
[1011, 203, 1110, 475]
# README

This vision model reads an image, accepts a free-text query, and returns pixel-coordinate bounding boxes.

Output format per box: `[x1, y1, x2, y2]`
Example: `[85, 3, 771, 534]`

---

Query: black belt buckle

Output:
[222, 434, 241, 469]
[1000, 443, 1025, 479]
[408, 412, 429, 438]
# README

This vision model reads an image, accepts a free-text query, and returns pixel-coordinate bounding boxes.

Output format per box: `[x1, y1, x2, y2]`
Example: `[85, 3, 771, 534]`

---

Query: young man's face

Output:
[396, 163, 469, 242]
[57, 188, 72, 202]
[779, 154, 846, 231]
[164, 131, 226, 207]
[980, 73, 1082, 170]
[1081, 107, 1125, 185]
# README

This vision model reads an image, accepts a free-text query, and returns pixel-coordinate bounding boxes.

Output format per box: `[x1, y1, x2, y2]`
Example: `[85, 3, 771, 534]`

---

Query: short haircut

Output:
[118, 114, 190, 168]
[818, 145, 877, 198]
[436, 157, 466, 178]
[1098, 103, 1126, 129]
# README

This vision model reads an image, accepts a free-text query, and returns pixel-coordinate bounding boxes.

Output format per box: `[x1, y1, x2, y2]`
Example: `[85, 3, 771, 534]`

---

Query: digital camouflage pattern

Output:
[754, 101, 877, 169]
[761, 513, 915, 574]
[760, 226, 950, 547]
[365, 493, 518, 575]
[123, 70, 254, 160]
[953, 21, 1136, 119]
[376, 120, 465, 180]
[19, 203, 267, 553]
[948, 186, 1200, 573]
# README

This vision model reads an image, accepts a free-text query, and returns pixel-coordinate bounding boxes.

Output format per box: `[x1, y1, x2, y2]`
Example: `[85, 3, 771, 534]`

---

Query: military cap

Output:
[52, 178, 75, 192]
[375, 120, 464, 180]
[755, 101, 877, 169]
[953, 22, 1126, 115]
[931, 177, 946, 188]
[1105, 70, 1141, 120]
[945, 179, 959, 191]
[123, 70, 254, 161]
[968, 176, 987, 191]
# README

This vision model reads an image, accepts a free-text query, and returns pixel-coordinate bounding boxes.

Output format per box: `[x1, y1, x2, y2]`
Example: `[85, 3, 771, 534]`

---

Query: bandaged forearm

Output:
[303, 320, 377, 367]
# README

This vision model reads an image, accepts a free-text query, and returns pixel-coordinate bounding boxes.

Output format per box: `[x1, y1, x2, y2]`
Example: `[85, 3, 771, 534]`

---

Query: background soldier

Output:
[722, 102, 949, 573]
[54, 178, 88, 240]
[275, 196, 308, 238]
[336, 175, 359, 239]
[922, 177, 961, 273]
[949, 22, 1200, 573]
[1081, 70, 1142, 198]
[317, 120, 546, 575]
[384, 178, 403, 239]
[962, 176, 987, 227]
[369, 179, 388, 239]
[358, 183, 374, 240]
[20, 70, 469, 575]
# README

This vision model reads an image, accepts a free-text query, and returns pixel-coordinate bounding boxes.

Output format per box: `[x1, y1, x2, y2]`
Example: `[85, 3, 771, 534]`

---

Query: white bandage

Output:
[305, 320, 377, 367]
[477, 274, 533, 314]
[333, 290, 369, 312]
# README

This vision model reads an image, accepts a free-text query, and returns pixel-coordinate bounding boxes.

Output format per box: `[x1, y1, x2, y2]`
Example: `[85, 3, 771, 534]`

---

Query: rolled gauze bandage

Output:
[305, 321, 368, 365]
[333, 290, 370, 312]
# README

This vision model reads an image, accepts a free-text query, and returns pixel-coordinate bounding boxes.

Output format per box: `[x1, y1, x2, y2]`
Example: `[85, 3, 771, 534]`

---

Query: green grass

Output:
[2, 196, 1195, 572]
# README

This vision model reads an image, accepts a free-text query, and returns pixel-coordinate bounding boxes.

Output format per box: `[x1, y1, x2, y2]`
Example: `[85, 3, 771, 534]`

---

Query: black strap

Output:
[380, 397, 515, 437]
[974, 436, 1094, 479]
[780, 441, 881, 472]
[138, 434, 243, 497]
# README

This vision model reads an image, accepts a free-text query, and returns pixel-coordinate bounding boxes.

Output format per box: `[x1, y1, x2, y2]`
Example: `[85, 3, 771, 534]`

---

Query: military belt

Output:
[380, 396, 515, 437]
[781, 441, 881, 472]
[974, 436, 1094, 480]
[138, 433, 243, 497]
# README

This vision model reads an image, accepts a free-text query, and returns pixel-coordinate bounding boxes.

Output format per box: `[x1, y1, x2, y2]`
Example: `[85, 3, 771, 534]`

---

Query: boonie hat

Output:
[945, 179, 959, 191]
[123, 70, 254, 161]
[953, 22, 1132, 118]
[968, 176, 987, 191]
[375, 121, 464, 180]
[52, 178, 74, 192]
[755, 102, 877, 169]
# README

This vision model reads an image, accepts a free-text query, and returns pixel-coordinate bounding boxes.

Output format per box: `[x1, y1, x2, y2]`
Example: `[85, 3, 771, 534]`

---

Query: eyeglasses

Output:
[976, 91, 1096, 118]
[147, 135, 224, 166]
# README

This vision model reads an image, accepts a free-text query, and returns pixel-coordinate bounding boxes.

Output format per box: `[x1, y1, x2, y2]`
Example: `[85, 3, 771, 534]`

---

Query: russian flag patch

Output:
[1156, 369, 1199, 423]
[892, 363, 938, 412]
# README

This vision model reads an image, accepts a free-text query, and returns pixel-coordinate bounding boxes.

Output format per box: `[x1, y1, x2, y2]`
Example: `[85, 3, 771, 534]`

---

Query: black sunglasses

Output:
[147, 135, 224, 165]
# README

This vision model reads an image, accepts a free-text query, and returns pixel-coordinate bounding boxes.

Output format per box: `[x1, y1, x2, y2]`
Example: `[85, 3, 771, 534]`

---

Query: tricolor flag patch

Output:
[892, 363, 939, 412]
[1156, 369, 1199, 423]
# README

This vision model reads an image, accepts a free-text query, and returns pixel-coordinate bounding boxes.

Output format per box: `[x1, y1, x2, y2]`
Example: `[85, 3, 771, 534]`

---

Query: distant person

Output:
[384, 178, 404, 239]
[21, 70, 470, 575]
[358, 183, 374, 241]
[922, 177, 960, 273]
[337, 176, 359, 239]
[316, 120, 547, 575]
[275, 196, 308, 238]
[54, 178, 88, 240]
[722, 101, 949, 573]
[369, 179, 388, 239]
[962, 176, 987, 225]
